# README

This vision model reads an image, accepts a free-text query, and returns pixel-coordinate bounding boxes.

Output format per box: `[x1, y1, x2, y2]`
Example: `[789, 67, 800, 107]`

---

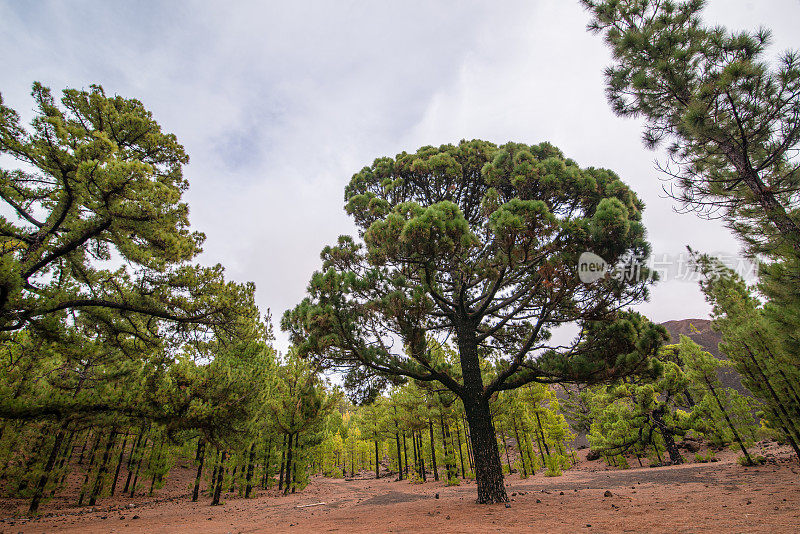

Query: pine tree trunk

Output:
[402, 432, 409, 478]
[374, 440, 380, 479]
[278, 434, 287, 491]
[706, 377, 753, 464]
[463, 398, 508, 503]
[283, 434, 294, 495]
[534, 411, 550, 457]
[129, 435, 149, 498]
[245, 441, 257, 498]
[411, 430, 419, 479]
[652, 408, 682, 465]
[291, 433, 300, 493]
[428, 420, 438, 481]
[262, 435, 273, 489]
[89, 429, 118, 506]
[78, 432, 102, 505]
[29, 427, 66, 514]
[211, 450, 226, 506]
[110, 433, 129, 497]
[511, 417, 527, 477]
[395, 432, 403, 480]
[500, 430, 512, 473]
[417, 430, 426, 481]
[192, 439, 206, 502]
[123, 430, 146, 494]
[454, 418, 466, 477]
[743, 343, 800, 460]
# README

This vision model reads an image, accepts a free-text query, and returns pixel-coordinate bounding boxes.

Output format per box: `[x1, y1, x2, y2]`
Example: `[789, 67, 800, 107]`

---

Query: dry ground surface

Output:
[2, 445, 799, 533]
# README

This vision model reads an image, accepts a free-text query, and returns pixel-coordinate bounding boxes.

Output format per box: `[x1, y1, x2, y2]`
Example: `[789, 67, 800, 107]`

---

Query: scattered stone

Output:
[446, 515, 451, 520]
[435, 493, 439, 499]
[132, 515, 140, 519]
[536, 499, 541, 504]
[505, 503, 511, 508]
[559, 491, 564, 495]
[101, 516, 107, 520]
[586, 524, 591, 528]
[511, 492, 517, 496]
[127, 504, 136, 509]
[604, 490, 613, 497]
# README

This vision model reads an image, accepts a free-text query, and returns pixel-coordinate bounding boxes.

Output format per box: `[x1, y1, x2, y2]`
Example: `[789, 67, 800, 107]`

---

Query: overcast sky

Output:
[2, 0, 799, 352]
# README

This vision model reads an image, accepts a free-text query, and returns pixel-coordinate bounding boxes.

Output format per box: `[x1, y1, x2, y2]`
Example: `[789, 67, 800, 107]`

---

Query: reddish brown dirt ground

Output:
[3, 445, 799, 533]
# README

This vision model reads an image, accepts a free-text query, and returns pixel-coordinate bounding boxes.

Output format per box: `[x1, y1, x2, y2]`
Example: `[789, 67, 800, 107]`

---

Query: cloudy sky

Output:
[2, 0, 799, 351]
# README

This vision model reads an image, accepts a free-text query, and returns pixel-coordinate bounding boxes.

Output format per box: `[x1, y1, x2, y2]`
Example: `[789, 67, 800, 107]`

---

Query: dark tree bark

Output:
[78, 432, 102, 505]
[511, 416, 527, 477]
[457, 322, 508, 503]
[110, 433, 129, 496]
[278, 434, 287, 491]
[124, 432, 147, 495]
[89, 429, 118, 506]
[29, 426, 67, 513]
[463, 398, 508, 503]
[454, 418, 466, 478]
[428, 420, 438, 481]
[500, 429, 512, 473]
[192, 438, 206, 502]
[395, 432, 403, 480]
[705, 377, 753, 464]
[211, 450, 226, 506]
[283, 434, 294, 495]
[652, 408, 683, 465]
[374, 440, 380, 479]
[402, 432, 409, 478]
[262, 435, 273, 489]
[245, 441, 257, 498]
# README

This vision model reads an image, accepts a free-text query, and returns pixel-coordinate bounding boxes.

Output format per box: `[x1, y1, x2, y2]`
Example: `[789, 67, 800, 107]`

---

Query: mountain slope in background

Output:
[659, 318, 745, 394]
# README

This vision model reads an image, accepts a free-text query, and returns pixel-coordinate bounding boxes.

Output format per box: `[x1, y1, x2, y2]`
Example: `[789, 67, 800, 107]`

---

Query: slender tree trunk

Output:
[743, 343, 800, 460]
[283, 434, 294, 495]
[440, 416, 454, 480]
[89, 429, 118, 506]
[500, 430, 512, 473]
[374, 440, 380, 479]
[110, 433, 129, 497]
[462, 414, 475, 470]
[78, 432, 103, 505]
[123, 429, 146, 495]
[278, 434, 287, 491]
[245, 441, 257, 498]
[511, 417, 527, 477]
[428, 420, 438, 481]
[291, 433, 300, 494]
[534, 411, 550, 457]
[29, 426, 67, 513]
[454, 418, 466, 478]
[229, 465, 238, 493]
[705, 377, 753, 464]
[418, 430, 426, 481]
[211, 450, 226, 506]
[402, 432, 409, 478]
[525, 432, 536, 475]
[395, 432, 403, 480]
[129, 435, 149, 498]
[262, 435, 273, 489]
[192, 439, 206, 502]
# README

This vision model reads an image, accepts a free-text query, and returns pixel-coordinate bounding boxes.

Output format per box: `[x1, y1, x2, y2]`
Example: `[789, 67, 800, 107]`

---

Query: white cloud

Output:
[2, 0, 798, 352]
